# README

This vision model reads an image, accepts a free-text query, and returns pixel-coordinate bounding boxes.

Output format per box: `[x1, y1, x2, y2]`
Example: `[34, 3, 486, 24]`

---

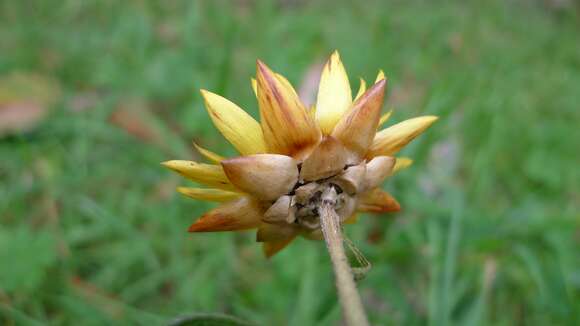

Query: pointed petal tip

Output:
[199, 89, 211, 100]
[256, 59, 269, 72]
[375, 70, 386, 83]
[369, 115, 439, 157]
[161, 160, 177, 169]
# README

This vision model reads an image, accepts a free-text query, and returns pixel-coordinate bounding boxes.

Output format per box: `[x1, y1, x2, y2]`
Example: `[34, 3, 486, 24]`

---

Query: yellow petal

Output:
[263, 236, 297, 258]
[315, 51, 352, 134]
[375, 69, 386, 83]
[275, 73, 300, 98]
[188, 197, 264, 232]
[363, 156, 395, 190]
[378, 110, 393, 128]
[368, 116, 438, 157]
[357, 188, 400, 213]
[193, 142, 224, 163]
[354, 78, 367, 102]
[251, 78, 258, 97]
[331, 79, 386, 163]
[200, 89, 266, 155]
[300, 136, 348, 181]
[393, 157, 413, 173]
[162, 160, 237, 191]
[256, 60, 321, 158]
[221, 154, 298, 200]
[177, 187, 241, 202]
[256, 223, 298, 242]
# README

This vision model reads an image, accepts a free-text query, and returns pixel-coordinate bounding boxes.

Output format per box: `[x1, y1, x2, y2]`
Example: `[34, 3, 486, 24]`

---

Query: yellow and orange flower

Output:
[163, 51, 437, 258]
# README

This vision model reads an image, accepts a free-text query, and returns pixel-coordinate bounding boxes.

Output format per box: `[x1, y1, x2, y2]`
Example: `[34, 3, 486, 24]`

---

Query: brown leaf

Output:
[0, 73, 60, 136]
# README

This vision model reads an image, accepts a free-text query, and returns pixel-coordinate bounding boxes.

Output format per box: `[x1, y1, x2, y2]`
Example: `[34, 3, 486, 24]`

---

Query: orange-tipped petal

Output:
[161, 160, 237, 191]
[256, 223, 298, 242]
[393, 157, 413, 173]
[193, 142, 224, 163]
[331, 79, 386, 163]
[315, 51, 352, 134]
[300, 136, 349, 181]
[263, 236, 297, 258]
[368, 116, 438, 157]
[256, 60, 320, 158]
[221, 154, 298, 200]
[364, 156, 395, 190]
[354, 78, 367, 102]
[177, 187, 241, 202]
[188, 197, 265, 232]
[357, 188, 401, 213]
[201, 89, 266, 155]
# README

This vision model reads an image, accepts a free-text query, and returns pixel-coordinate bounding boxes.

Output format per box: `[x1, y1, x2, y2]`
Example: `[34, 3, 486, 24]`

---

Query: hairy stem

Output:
[319, 188, 369, 326]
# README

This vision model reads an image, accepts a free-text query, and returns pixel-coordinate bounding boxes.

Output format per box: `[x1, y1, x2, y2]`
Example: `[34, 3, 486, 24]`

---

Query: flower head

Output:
[163, 51, 437, 258]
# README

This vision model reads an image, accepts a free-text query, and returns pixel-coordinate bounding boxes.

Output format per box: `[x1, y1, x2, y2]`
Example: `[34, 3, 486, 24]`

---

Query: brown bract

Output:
[332, 79, 386, 163]
[221, 154, 298, 201]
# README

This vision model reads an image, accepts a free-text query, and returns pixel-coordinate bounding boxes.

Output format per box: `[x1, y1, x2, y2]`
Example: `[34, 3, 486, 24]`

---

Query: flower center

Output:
[263, 164, 359, 230]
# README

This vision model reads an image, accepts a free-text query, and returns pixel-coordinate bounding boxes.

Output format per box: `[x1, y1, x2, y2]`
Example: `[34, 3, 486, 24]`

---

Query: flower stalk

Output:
[320, 187, 370, 326]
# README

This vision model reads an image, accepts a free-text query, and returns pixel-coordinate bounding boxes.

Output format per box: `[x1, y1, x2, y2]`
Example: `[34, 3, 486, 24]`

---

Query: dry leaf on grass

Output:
[0, 73, 60, 137]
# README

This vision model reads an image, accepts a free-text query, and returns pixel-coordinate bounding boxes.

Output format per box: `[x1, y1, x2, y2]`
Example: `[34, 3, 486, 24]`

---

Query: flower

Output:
[163, 51, 437, 258]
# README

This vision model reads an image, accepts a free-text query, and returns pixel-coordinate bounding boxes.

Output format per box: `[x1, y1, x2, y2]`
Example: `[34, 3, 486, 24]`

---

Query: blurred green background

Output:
[1, 0, 579, 325]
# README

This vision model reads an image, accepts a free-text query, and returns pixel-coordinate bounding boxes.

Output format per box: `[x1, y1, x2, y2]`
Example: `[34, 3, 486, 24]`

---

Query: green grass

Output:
[1, 0, 579, 325]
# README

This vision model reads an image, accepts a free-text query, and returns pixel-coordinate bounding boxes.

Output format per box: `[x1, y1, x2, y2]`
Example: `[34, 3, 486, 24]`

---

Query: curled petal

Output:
[193, 142, 224, 163]
[263, 195, 294, 224]
[221, 154, 298, 200]
[256, 223, 298, 242]
[331, 162, 366, 195]
[201, 89, 266, 155]
[357, 188, 400, 213]
[354, 78, 367, 102]
[364, 156, 395, 190]
[368, 116, 438, 157]
[393, 157, 413, 173]
[315, 51, 352, 134]
[262, 236, 297, 258]
[378, 110, 393, 128]
[300, 136, 348, 181]
[256, 60, 320, 158]
[162, 160, 236, 191]
[177, 187, 241, 202]
[188, 197, 265, 232]
[332, 79, 386, 163]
